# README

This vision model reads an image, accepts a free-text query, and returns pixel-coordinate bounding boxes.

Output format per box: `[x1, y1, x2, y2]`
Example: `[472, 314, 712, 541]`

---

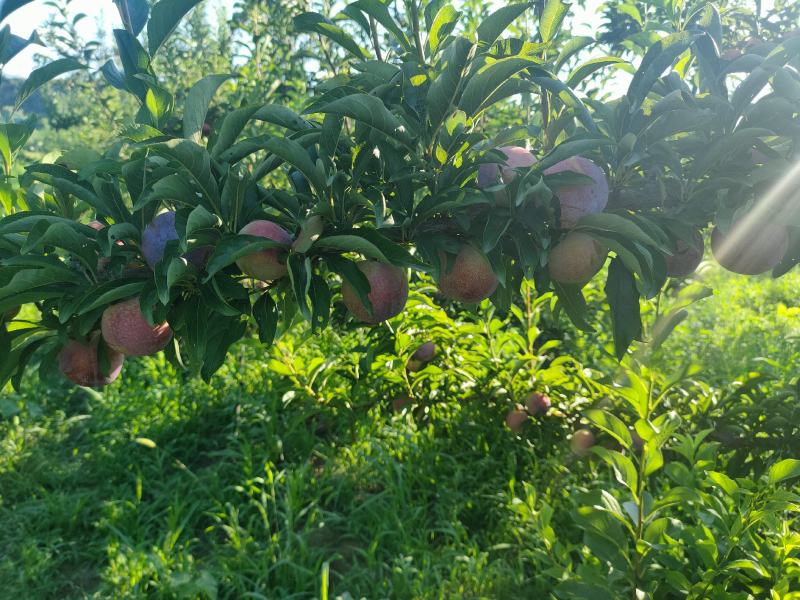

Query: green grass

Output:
[2, 268, 800, 598]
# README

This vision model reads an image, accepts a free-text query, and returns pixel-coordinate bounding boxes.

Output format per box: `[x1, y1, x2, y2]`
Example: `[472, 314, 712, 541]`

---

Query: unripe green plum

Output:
[236, 220, 294, 281]
[101, 298, 173, 356]
[341, 261, 409, 325]
[665, 230, 704, 278]
[548, 232, 607, 284]
[437, 245, 499, 303]
[525, 392, 551, 416]
[58, 331, 124, 388]
[711, 222, 788, 275]
[544, 156, 609, 228]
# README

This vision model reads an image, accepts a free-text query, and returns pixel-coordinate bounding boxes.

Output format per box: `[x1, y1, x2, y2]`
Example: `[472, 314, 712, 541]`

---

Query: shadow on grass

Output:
[0, 359, 576, 599]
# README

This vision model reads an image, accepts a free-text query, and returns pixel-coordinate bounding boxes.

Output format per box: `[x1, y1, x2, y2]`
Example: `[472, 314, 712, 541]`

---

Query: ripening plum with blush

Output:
[571, 429, 595, 457]
[236, 220, 294, 281]
[544, 156, 609, 228]
[58, 332, 124, 388]
[477, 146, 537, 204]
[665, 230, 704, 278]
[711, 221, 788, 275]
[341, 261, 409, 325]
[407, 341, 436, 372]
[506, 409, 528, 432]
[437, 245, 498, 303]
[548, 232, 607, 284]
[525, 392, 551, 416]
[101, 298, 173, 356]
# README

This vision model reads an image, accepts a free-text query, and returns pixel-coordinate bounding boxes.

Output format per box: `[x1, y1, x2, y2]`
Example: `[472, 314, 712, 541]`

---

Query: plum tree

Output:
[236, 220, 294, 281]
[711, 221, 788, 275]
[525, 391, 551, 416]
[341, 261, 409, 324]
[406, 341, 436, 372]
[665, 230, 704, 278]
[548, 232, 608, 284]
[544, 157, 609, 228]
[1, 0, 799, 389]
[437, 245, 499, 303]
[58, 332, 124, 388]
[506, 408, 528, 432]
[477, 146, 536, 204]
[101, 298, 173, 356]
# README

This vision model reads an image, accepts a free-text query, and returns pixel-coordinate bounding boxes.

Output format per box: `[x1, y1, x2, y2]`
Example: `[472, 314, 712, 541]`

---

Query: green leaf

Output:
[151, 141, 221, 212]
[261, 137, 326, 197]
[309, 273, 331, 331]
[0, 0, 35, 21]
[593, 447, 638, 493]
[14, 58, 86, 113]
[707, 471, 738, 495]
[293, 12, 368, 59]
[767, 458, 800, 485]
[185, 204, 221, 238]
[348, 0, 414, 54]
[627, 31, 699, 112]
[539, 0, 570, 44]
[0, 29, 42, 64]
[287, 254, 312, 320]
[605, 258, 642, 361]
[124, 0, 151, 36]
[585, 409, 633, 449]
[427, 5, 460, 55]
[554, 35, 594, 70]
[313, 234, 389, 262]
[343, 228, 426, 270]
[576, 213, 663, 249]
[552, 282, 593, 332]
[314, 93, 414, 148]
[567, 56, 626, 88]
[73, 280, 149, 318]
[112, 29, 152, 101]
[183, 74, 234, 142]
[477, 3, 531, 49]
[460, 56, 542, 116]
[642, 445, 663, 477]
[253, 292, 278, 345]
[426, 36, 473, 130]
[253, 105, 311, 131]
[649, 308, 688, 352]
[0, 266, 81, 314]
[616, 3, 642, 26]
[148, 0, 204, 56]
[731, 37, 800, 115]
[531, 76, 596, 132]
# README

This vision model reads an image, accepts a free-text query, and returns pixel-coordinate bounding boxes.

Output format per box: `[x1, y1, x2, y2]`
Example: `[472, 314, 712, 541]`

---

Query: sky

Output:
[1, 0, 779, 79]
[2, 0, 237, 77]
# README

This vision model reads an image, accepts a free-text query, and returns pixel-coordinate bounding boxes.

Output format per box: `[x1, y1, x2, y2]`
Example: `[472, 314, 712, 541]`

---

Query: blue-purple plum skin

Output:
[142, 212, 179, 268]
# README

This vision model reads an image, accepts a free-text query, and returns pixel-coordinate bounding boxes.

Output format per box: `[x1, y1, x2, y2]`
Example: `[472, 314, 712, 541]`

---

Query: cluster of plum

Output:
[17, 146, 789, 391]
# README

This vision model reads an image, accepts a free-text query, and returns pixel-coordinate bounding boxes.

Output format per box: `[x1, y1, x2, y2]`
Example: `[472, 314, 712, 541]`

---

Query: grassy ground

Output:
[1, 265, 799, 599]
